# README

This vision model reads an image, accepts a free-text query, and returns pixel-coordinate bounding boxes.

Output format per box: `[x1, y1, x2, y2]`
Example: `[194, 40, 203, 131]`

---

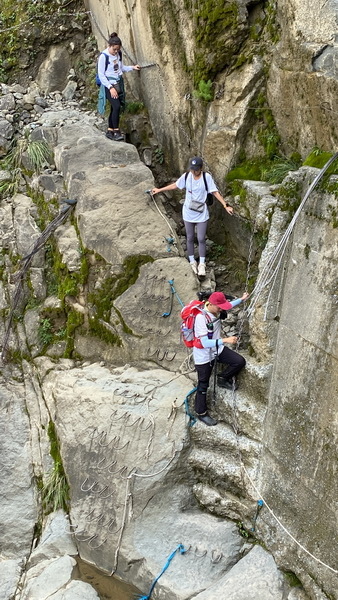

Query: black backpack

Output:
[184, 171, 214, 206]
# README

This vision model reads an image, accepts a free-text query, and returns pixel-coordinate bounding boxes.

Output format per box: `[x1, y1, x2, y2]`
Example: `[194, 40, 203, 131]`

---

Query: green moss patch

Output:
[303, 148, 338, 173]
[88, 254, 154, 344]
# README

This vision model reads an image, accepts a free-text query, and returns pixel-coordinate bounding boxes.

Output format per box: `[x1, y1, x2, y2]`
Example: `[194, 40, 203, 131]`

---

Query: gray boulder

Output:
[36, 45, 71, 94]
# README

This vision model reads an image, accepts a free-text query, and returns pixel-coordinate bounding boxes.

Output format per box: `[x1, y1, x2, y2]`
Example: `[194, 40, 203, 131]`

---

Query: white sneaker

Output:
[198, 263, 206, 277]
[190, 261, 198, 275]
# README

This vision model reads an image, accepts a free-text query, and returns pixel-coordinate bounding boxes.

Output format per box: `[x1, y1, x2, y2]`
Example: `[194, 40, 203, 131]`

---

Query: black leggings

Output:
[194, 347, 246, 415]
[105, 87, 121, 129]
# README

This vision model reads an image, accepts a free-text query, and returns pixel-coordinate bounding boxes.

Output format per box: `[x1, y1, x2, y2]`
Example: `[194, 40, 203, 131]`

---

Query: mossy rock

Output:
[303, 148, 338, 173]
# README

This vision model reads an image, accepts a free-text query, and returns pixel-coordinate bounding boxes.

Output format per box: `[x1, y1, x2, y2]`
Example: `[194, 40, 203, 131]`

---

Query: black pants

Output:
[194, 347, 246, 415]
[105, 87, 121, 129]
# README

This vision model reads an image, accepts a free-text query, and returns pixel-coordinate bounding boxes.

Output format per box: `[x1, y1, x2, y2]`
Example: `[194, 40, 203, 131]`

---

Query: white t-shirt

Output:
[176, 172, 218, 223]
[98, 50, 134, 89]
[193, 311, 224, 365]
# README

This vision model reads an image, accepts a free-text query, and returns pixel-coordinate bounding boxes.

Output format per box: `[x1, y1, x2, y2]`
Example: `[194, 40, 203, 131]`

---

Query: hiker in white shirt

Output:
[152, 157, 234, 278]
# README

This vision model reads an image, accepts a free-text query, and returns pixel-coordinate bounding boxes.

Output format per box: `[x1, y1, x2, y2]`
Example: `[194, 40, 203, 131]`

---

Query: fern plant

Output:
[193, 79, 214, 102]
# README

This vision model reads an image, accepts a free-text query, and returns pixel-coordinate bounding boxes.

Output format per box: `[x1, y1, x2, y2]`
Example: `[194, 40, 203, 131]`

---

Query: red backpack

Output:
[180, 300, 211, 348]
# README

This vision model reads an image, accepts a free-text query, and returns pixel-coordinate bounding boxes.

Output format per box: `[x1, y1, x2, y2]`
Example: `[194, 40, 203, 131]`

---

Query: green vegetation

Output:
[3, 134, 52, 173]
[42, 421, 70, 514]
[44, 240, 89, 303]
[0, 136, 52, 199]
[147, 0, 188, 71]
[272, 178, 302, 221]
[237, 521, 255, 541]
[154, 147, 164, 164]
[227, 154, 301, 185]
[208, 243, 226, 261]
[227, 159, 265, 183]
[0, 0, 89, 83]
[193, 79, 213, 102]
[88, 254, 154, 344]
[302, 147, 338, 173]
[262, 155, 302, 183]
[283, 571, 302, 588]
[64, 310, 84, 358]
[28, 188, 58, 230]
[327, 204, 338, 228]
[193, 1, 239, 83]
[125, 101, 145, 114]
[38, 318, 53, 346]
[265, 0, 280, 44]
[253, 92, 281, 158]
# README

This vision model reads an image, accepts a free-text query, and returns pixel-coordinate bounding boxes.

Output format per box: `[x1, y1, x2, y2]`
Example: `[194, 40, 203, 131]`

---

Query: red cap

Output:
[208, 292, 232, 310]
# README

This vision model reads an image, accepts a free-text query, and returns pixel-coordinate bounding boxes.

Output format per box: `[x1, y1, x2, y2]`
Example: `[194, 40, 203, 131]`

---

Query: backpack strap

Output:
[202, 171, 208, 192]
[98, 52, 110, 74]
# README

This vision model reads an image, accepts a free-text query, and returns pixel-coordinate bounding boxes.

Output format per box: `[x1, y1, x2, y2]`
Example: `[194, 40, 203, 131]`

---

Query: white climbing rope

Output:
[247, 152, 338, 317]
[228, 200, 338, 576]
[241, 463, 338, 574]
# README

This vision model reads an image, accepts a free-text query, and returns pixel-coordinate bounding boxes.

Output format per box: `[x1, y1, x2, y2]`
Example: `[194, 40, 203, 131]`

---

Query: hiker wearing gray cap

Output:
[152, 157, 233, 277]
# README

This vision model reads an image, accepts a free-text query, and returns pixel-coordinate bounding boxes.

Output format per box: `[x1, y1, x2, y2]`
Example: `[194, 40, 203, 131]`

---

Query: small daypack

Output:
[96, 50, 122, 86]
[180, 300, 211, 348]
[184, 171, 214, 207]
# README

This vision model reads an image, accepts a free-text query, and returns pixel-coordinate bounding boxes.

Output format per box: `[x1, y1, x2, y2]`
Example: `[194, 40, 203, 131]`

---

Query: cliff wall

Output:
[0, 1, 337, 599]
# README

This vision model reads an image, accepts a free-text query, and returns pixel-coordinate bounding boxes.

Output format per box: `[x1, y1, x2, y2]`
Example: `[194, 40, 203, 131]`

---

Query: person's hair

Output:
[108, 32, 121, 46]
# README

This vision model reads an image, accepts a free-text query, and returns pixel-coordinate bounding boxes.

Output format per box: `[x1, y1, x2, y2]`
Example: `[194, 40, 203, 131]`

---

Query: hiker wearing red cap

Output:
[193, 290, 249, 426]
[151, 157, 233, 278]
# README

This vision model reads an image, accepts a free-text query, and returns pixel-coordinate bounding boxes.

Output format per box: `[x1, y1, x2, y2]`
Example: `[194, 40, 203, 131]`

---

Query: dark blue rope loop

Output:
[138, 544, 187, 600]
[251, 499, 264, 531]
[184, 387, 197, 427]
[162, 279, 184, 317]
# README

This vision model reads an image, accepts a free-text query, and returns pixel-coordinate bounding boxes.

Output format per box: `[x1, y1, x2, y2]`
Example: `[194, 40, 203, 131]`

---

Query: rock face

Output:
[268, 0, 338, 155]
[255, 185, 338, 597]
[85, 0, 338, 173]
[1, 79, 337, 599]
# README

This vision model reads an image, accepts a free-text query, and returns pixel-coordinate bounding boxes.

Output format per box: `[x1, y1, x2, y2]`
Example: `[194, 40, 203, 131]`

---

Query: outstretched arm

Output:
[229, 291, 250, 308]
[152, 183, 179, 195]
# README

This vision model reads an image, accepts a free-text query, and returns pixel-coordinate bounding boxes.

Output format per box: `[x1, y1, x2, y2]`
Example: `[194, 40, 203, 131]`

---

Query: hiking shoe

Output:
[113, 131, 124, 141]
[197, 414, 218, 426]
[198, 263, 206, 277]
[217, 376, 239, 391]
[106, 131, 115, 140]
[190, 261, 198, 275]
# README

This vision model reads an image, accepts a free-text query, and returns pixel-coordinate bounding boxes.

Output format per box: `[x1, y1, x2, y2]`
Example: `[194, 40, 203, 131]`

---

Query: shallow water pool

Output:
[75, 557, 142, 600]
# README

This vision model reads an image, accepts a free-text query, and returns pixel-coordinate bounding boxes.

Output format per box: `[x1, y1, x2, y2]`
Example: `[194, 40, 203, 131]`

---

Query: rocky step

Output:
[212, 389, 267, 443]
[187, 446, 258, 499]
[190, 420, 261, 468]
[238, 357, 272, 405]
[193, 481, 256, 522]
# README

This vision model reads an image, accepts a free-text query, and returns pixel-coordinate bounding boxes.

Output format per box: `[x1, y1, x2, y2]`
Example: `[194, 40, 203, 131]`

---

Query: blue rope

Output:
[184, 387, 197, 427]
[165, 236, 175, 252]
[251, 499, 264, 531]
[138, 544, 187, 600]
[162, 279, 184, 317]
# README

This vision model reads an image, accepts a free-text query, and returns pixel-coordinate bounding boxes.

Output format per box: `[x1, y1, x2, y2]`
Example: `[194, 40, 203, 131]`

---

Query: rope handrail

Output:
[247, 152, 338, 317]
